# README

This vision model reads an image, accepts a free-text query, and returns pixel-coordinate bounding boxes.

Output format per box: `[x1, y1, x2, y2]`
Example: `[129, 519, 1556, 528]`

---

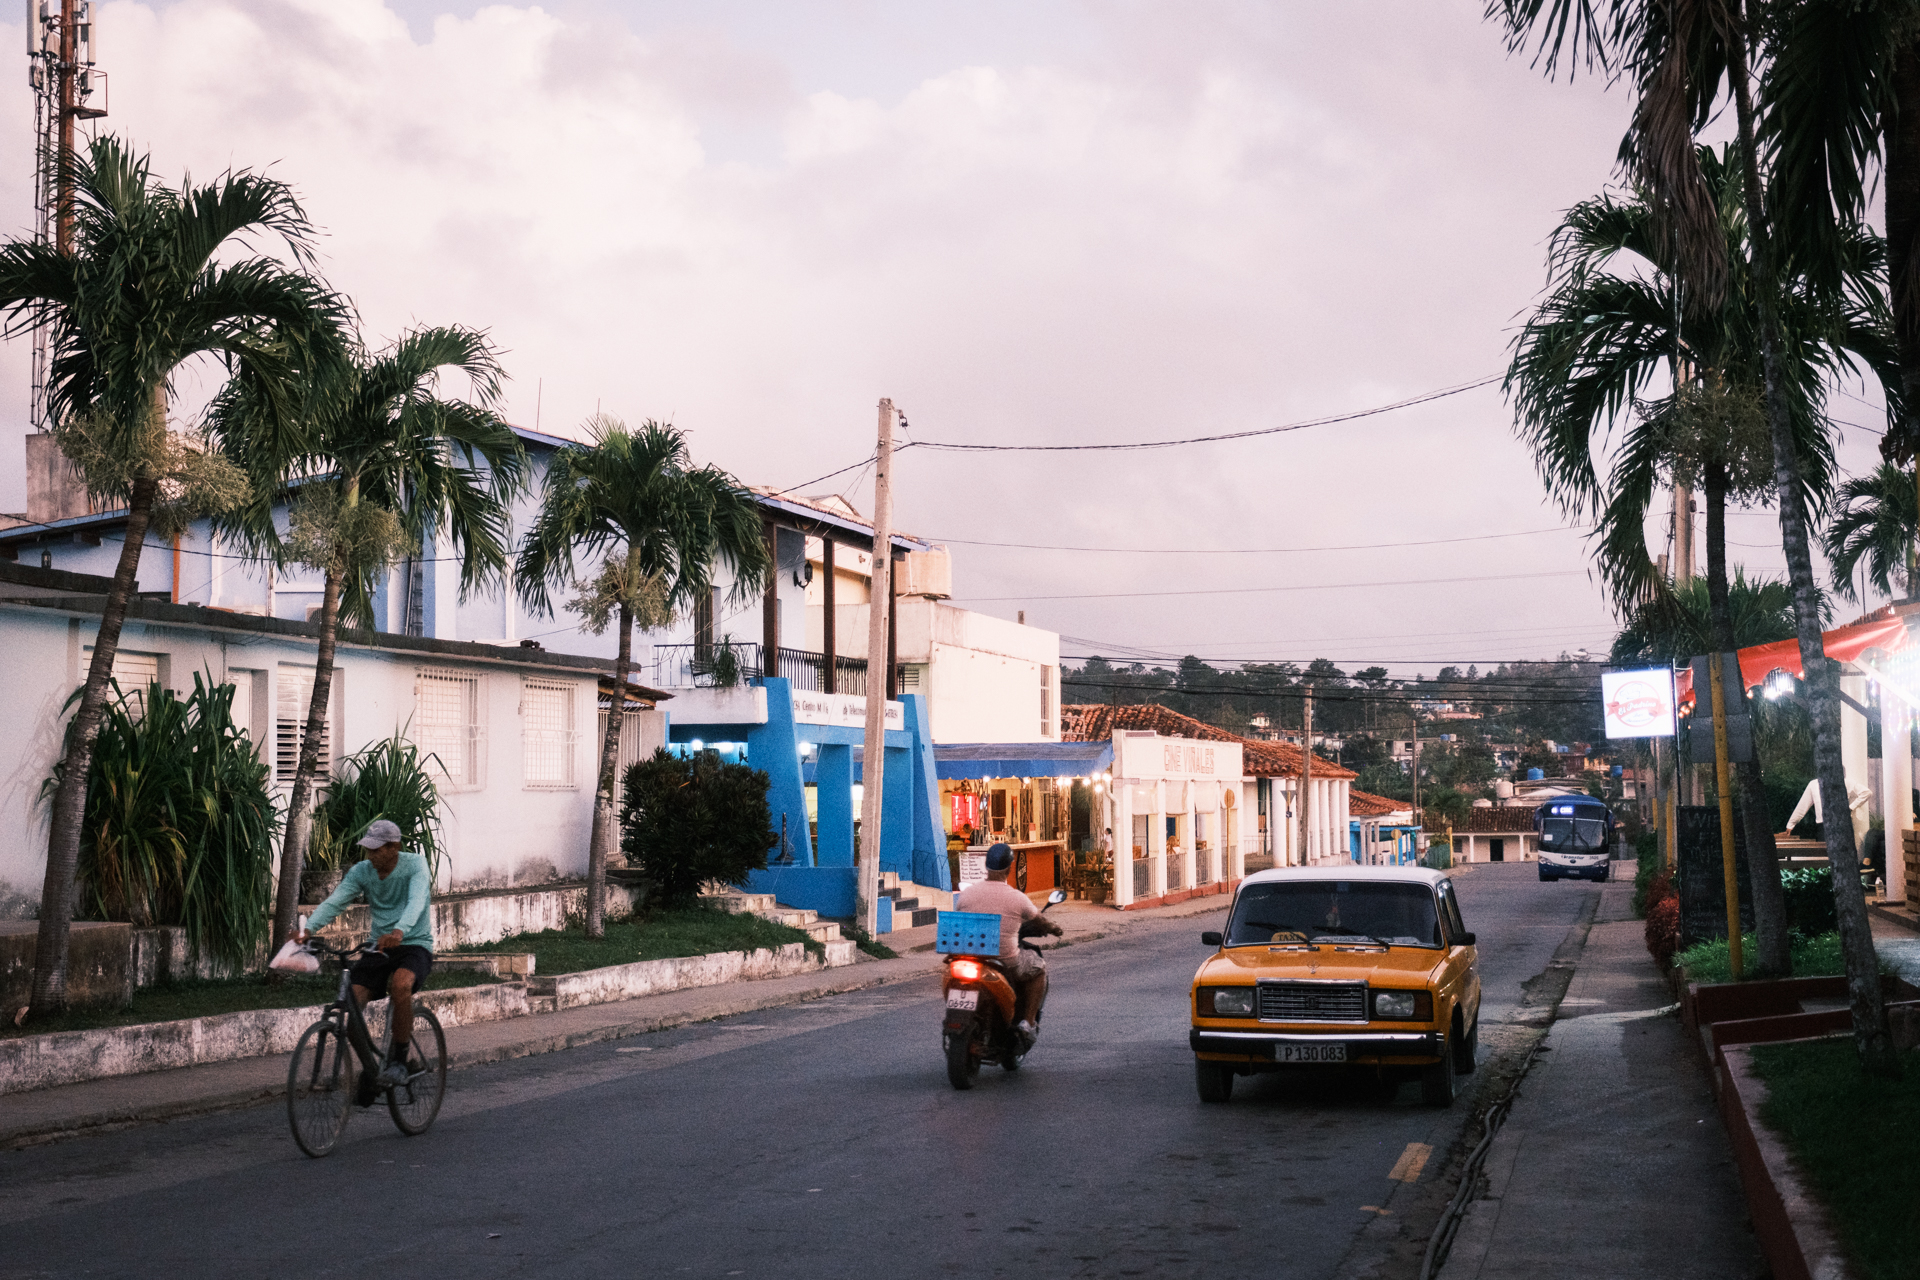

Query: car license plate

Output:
[945, 989, 979, 1010]
[1277, 1043, 1346, 1064]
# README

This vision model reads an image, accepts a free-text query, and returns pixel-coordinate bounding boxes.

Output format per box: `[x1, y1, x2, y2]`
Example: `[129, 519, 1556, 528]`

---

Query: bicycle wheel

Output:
[288, 1020, 355, 1158]
[387, 1006, 447, 1136]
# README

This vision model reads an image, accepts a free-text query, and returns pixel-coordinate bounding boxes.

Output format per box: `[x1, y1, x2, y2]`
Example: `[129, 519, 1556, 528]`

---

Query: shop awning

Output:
[1676, 611, 1911, 708]
[930, 741, 1115, 780]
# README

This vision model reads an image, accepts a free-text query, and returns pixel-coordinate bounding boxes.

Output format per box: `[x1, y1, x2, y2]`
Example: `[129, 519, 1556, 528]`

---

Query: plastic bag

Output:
[268, 939, 320, 975]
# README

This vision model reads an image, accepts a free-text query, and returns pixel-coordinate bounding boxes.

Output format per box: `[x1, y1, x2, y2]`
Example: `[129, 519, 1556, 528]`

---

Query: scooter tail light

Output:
[950, 959, 982, 982]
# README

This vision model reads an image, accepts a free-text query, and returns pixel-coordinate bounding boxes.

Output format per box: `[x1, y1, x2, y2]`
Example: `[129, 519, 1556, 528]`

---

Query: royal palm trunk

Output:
[1728, 1, 1895, 1073]
[272, 565, 342, 952]
[29, 470, 159, 1014]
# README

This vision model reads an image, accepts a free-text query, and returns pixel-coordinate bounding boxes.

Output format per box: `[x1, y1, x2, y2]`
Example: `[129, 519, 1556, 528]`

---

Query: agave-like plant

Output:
[49, 674, 279, 973]
[309, 732, 448, 888]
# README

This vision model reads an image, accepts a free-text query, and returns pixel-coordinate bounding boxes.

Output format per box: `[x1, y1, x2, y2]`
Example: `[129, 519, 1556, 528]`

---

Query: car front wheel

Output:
[1195, 1060, 1234, 1104]
[1420, 1044, 1457, 1107]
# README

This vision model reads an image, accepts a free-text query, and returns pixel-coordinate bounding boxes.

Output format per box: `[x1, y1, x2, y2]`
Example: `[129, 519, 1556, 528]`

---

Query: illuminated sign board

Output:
[1601, 668, 1676, 739]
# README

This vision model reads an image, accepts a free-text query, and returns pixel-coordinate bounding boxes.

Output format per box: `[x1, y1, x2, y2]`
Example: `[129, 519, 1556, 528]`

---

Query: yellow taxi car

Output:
[1189, 866, 1480, 1106]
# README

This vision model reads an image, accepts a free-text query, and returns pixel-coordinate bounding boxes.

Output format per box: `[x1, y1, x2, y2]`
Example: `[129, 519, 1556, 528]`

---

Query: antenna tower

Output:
[25, 0, 106, 432]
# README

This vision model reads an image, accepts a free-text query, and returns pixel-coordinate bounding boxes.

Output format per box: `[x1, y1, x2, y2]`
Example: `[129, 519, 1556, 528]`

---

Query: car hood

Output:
[1195, 946, 1447, 987]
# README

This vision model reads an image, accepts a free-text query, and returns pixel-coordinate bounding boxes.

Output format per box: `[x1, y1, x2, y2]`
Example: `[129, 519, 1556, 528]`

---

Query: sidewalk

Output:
[0, 888, 1233, 1150]
[1437, 878, 1765, 1280]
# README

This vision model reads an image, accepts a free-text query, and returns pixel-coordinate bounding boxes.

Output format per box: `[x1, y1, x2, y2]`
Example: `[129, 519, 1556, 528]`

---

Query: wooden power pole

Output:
[858, 399, 895, 938]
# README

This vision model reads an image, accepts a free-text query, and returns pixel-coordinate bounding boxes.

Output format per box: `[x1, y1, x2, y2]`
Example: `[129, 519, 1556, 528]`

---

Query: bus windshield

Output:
[1540, 817, 1608, 852]
[1225, 881, 1443, 948]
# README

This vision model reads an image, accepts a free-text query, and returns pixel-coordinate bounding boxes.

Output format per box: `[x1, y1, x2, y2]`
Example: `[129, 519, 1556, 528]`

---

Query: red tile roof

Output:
[1449, 806, 1541, 834]
[1060, 703, 1358, 780]
[1348, 789, 1403, 817]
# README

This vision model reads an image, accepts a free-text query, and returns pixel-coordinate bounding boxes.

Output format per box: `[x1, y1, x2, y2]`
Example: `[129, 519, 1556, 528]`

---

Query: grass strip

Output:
[3, 968, 498, 1039]
[1751, 1039, 1920, 1280]
[1672, 931, 1889, 985]
[467, 905, 823, 975]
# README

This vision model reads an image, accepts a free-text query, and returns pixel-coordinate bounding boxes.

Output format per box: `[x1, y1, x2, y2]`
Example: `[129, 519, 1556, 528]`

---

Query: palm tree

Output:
[515, 417, 771, 938]
[1610, 570, 1801, 669]
[1496, 0, 1901, 1070]
[0, 136, 346, 1014]
[1824, 462, 1920, 603]
[1507, 148, 1892, 974]
[215, 327, 527, 951]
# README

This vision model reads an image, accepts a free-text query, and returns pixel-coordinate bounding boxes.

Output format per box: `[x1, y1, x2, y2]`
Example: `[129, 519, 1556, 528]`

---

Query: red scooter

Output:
[940, 889, 1066, 1090]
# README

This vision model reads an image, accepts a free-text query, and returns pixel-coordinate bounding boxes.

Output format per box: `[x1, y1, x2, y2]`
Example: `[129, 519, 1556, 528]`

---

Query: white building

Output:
[0, 561, 625, 916]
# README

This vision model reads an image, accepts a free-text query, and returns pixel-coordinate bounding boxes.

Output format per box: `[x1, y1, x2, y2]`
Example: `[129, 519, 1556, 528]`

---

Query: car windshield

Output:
[1225, 881, 1443, 948]
[1540, 817, 1608, 852]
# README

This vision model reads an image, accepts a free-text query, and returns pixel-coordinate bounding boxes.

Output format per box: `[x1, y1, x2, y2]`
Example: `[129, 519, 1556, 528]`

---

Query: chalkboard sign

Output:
[1676, 805, 1756, 949]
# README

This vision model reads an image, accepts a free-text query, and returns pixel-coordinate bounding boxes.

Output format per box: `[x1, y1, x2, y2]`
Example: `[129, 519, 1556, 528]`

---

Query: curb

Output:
[1716, 1041, 1851, 1280]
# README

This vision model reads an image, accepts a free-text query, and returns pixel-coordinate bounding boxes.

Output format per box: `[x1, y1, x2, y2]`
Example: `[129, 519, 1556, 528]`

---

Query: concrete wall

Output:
[844, 598, 1061, 744]
[0, 601, 605, 916]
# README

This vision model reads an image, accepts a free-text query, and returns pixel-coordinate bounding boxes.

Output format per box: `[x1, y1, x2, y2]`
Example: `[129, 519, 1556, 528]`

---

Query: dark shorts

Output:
[349, 945, 433, 998]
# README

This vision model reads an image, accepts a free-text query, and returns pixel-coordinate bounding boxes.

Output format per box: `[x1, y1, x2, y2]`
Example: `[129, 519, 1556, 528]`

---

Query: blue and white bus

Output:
[1534, 796, 1614, 882]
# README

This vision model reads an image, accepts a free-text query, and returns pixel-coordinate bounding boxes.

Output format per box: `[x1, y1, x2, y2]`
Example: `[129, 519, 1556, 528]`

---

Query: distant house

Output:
[1449, 805, 1543, 863]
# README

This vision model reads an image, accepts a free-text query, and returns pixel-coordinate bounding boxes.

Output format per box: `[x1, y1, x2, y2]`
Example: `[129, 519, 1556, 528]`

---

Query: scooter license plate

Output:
[945, 989, 980, 1010]
[1277, 1043, 1346, 1064]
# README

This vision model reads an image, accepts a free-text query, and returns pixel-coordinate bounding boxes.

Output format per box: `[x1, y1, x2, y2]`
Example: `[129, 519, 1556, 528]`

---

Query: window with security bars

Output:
[276, 666, 333, 783]
[1040, 665, 1054, 737]
[522, 680, 576, 788]
[416, 669, 483, 787]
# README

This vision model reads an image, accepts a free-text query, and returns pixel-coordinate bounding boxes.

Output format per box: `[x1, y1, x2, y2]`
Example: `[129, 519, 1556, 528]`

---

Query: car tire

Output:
[1195, 1061, 1234, 1105]
[1453, 1015, 1478, 1075]
[1421, 1044, 1457, 1107]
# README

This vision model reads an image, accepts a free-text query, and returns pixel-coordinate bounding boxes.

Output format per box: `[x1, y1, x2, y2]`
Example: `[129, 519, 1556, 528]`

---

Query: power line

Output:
[907, 375, 1502, 453]
[952, 568, 1587, 603]
[931, 524, 1589, 556]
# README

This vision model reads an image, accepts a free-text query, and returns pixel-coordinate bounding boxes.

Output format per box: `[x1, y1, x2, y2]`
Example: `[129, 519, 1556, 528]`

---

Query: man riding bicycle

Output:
[298, 819, 433, 1088]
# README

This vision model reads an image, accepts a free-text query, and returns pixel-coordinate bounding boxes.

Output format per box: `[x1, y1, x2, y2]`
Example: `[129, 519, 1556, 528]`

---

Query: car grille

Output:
[1258, 981, 1367, 1022]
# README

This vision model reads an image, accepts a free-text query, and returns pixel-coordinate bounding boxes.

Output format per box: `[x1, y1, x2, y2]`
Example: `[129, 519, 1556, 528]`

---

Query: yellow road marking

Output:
[1388, 1142, 1432, 1183]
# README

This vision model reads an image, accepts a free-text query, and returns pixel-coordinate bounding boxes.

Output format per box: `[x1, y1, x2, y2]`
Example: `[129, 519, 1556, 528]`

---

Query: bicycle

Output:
[286, 938, 447, 1158]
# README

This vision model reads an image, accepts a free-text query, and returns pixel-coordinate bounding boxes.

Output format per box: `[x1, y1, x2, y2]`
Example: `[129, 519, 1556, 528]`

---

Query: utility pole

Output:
[857, 399, 895, 939]
[1411, 717, 1421, 837]
[27, 1, 104, 431]
[1297, 685, 1313, 866]
[1673, 480, 1694, 588]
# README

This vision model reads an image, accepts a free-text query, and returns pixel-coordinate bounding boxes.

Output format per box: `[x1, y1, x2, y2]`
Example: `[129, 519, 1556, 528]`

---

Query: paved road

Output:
[0, 864, 1599, 1279]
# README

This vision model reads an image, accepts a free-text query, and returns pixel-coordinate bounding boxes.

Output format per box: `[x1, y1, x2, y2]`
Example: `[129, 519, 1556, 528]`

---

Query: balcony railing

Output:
[652, 642, 868, 695]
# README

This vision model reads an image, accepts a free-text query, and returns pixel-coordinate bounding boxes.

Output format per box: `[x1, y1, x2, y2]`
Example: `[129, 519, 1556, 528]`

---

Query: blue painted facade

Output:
[664, 678, 948, 930]
[1349, 820, 1420, 865]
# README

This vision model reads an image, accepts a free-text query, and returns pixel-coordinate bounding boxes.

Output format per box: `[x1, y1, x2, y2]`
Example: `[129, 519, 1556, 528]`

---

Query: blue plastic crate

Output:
[934, 910, 1002, 956]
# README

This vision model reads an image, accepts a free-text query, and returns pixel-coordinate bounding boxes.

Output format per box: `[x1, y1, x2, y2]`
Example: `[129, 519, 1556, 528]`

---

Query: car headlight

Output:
[1201, 987, 1255, 1017]
[1372, 989, 1432, 1020]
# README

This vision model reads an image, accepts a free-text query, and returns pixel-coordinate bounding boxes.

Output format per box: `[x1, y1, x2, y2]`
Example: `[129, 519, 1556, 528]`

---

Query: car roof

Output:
[1237, 865, 1451, 889]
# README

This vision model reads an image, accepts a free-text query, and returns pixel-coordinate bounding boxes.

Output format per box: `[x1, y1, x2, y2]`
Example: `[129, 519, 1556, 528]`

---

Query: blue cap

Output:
[985, 842, 1014, 871]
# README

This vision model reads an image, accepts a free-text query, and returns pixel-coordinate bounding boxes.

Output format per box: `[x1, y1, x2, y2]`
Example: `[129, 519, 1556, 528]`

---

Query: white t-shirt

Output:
[954, 878, 1039, 959]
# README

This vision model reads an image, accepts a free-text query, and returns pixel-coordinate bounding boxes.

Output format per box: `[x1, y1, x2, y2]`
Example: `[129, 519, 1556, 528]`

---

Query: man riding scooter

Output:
[954, 842, 1063, 1047]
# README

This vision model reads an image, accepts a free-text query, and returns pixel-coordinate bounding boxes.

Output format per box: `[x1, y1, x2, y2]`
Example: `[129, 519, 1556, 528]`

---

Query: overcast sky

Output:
[0, 1, 1893, 676]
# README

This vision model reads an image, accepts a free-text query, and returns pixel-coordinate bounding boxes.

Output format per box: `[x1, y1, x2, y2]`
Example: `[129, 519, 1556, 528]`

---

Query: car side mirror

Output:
[1201, 931, 1223, 947]
[1457, 932, 1476, 947]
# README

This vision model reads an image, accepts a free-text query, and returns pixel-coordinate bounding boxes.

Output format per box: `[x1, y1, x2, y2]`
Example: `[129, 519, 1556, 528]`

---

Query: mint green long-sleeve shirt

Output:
[306, 853, 434, 950]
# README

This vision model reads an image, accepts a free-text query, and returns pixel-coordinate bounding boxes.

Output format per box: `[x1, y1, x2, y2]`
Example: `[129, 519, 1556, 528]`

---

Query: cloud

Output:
[0, 0, 1859, 672]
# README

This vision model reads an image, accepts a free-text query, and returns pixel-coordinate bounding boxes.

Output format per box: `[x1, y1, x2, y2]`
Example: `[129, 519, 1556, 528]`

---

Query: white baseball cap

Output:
[357, 819, 404, 849]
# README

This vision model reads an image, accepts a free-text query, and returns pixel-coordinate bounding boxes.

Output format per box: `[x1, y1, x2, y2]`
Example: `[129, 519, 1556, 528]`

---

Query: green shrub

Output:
[619, 748, 774, 908]
[51, 675, 279, 971]
[310, 733, 447, 884]
[1674, 929, 1891, 984]
[1779, 865, 1838, 936]
[1645, 891, 1680, 968]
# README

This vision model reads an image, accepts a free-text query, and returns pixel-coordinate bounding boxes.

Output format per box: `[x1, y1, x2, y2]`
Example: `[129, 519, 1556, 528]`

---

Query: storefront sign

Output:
[1113, 733, 1244, 783]
[791, 691, 904, 730]
[1601, 668, 1676, 739]
[958, 852, 987, 891]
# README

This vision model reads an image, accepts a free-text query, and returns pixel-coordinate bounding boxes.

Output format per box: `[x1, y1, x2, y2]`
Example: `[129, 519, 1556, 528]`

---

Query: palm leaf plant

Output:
[1495, 0, 1905, 1072]
[1823, 462, 1920, 603]
[214, 326, 526, 950]
[1507, 145, 1892, 974]
[47, 673, 279, 975]
[515, 416, 771, 937]
[0, 135, 347, 1014]
[309, 732, 448, 888]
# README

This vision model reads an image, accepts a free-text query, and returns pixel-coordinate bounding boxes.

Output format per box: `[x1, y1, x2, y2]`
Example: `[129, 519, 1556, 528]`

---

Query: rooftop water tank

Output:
[1472, 798, 1493, 808]
[1611, 764, 1623, 777]
[1493, 779, 1514, 799]
[1526, 767, 1544, 781]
